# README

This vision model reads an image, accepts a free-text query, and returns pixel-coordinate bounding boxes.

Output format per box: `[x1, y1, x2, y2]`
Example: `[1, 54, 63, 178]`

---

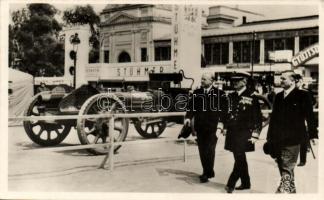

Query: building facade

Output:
[98, 5, 319, 80]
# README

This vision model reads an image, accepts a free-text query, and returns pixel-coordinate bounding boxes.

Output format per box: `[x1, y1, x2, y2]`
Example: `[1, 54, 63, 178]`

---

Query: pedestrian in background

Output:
[266, 70, 318, 193]
[223, 75, 262, 193]
[184, 73, 228, 183]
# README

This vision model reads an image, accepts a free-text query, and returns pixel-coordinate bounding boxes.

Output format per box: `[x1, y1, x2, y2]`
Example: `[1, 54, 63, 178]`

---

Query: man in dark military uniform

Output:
[184, 73, 228, 183]
[224, 75, 262, 193]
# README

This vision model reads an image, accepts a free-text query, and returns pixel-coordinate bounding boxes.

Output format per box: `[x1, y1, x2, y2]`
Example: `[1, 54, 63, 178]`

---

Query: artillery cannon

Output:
[24, 66, 191, 155]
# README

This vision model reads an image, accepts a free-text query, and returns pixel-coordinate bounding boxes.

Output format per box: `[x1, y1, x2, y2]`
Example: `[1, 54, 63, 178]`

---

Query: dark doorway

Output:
[118, 51, 131, 63]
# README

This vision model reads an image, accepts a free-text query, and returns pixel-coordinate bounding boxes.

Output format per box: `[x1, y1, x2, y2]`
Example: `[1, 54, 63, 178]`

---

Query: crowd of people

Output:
[183, 71, 318, 193]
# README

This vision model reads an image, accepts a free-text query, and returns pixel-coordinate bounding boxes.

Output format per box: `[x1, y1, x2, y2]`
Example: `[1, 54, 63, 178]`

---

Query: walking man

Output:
[266, 70, 318, 193]
[224, 75, 262, 193]
[184, 73, 228, 183]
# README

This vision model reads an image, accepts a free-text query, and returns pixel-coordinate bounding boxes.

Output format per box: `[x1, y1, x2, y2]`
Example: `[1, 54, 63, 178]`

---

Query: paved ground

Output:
[8, 124, 319, 194]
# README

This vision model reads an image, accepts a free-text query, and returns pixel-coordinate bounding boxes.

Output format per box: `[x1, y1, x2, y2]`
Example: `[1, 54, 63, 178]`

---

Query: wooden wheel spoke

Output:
[54, 129, 61, 136]
[90, 106, 99, 114]
[36, 128, 44, 137]
[151, 124, 157, 134]
[144, 125, 149, 133]
[93, 134, 100, 143]
[109, 103, 117, 112]
[47, 130, 51, 141]
[86, 128, 96, 136]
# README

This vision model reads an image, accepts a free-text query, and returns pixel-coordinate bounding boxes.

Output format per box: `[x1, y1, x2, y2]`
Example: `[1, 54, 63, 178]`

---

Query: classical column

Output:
[109, 33, 114, 63]
[147, 31, 154, 61]
[294, 36, 300, 55]
[229, 41, 233, 64]
[132, 30, 136, 62]
[99, 36, 104, 63]
[260, 39, 265, 64]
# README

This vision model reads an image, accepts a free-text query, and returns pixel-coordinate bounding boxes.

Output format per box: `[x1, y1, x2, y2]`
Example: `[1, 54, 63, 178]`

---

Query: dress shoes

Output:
[235, 185, 251, 190]
[297, 162, 305, 167]
[225, 186, 234, 193]
[199, 175, 209, 183]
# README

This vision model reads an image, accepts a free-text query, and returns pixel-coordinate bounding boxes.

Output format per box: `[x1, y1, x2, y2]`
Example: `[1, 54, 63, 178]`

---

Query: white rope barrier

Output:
[8, 109, 319, 121]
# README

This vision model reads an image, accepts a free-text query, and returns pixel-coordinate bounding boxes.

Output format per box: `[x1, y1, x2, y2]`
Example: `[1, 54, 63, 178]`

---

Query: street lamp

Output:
[69, 33, 81, 88]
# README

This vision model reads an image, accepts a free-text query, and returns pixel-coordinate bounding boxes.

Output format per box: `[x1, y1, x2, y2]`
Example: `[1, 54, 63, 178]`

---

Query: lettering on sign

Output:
[292, 43, 319, 67]
[116, 66, 165, 77]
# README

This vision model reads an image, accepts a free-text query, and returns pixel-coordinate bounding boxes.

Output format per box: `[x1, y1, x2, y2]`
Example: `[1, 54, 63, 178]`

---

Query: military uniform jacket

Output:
[267, 88, 318, 148]
[185, 86, 228, 134]
[224, 89, 262, 153]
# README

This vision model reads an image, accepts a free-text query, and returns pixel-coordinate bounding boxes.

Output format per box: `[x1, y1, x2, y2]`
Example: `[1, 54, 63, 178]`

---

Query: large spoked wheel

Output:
[134, 117, 167, 138]
[77, 94, 129, 155]
[255, 94, 272, 127]
[23, 95, 71, 146]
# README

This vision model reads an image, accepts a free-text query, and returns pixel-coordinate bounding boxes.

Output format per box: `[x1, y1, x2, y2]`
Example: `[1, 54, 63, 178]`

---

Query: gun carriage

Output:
[24, 62, 193, 155]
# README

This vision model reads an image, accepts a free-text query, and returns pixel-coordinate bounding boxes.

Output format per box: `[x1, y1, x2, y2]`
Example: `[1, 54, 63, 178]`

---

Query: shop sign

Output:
[268, 50, 293, 63]
[292, 43, 318, 67]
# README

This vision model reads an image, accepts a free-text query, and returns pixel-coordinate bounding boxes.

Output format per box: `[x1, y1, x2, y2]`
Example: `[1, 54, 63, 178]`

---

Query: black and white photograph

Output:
[0, 0, 322, 199]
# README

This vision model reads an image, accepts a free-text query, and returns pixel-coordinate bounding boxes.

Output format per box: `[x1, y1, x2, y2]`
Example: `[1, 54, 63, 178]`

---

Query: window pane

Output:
[285, 38, 294, 54]
[104, 50, 109, 63]
[242, 41, 250, 63]
[221, 43, 229, 64]
[141, 48, 147, 62]
[253, 40, 260, 63]
[233, 42, 241, 63]
[204, 44, 212, 65]
[155, 47, 161, 61]
[212, 43, 220, 64]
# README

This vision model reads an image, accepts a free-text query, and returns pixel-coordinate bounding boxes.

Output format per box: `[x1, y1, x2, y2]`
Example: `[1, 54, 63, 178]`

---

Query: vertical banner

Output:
[171, 5, 202, 89]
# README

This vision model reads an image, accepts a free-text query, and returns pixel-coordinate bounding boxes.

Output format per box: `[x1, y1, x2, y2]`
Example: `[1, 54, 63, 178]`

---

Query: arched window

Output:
[118, 51, 131, 63]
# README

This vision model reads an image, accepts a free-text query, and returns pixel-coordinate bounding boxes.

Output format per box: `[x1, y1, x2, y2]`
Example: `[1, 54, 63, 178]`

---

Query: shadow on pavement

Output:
[156, 168, 228, 192]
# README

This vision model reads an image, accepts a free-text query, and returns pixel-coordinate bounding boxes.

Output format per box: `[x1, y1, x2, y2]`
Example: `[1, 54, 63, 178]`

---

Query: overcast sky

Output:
[9, 3, 319, 22]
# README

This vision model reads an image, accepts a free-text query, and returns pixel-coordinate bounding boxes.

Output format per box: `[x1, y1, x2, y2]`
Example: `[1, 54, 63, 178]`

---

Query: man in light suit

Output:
[266, 71, 318, 193]
[184, 73, 228, 183]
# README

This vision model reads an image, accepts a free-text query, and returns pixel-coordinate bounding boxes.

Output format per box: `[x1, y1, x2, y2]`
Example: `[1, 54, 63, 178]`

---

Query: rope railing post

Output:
[183, 139, 187, 162]
[108, 116, 115, 171]
[98, 116, 115, 169]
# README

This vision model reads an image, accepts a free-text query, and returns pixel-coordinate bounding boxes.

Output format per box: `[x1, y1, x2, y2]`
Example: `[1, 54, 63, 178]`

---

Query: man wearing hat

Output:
[184, 73, 228, 183]
[266, 70, 317, 193]
[224, 74, 262, 193]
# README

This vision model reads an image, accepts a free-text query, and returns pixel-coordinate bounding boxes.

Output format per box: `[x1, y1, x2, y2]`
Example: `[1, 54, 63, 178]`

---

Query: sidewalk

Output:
[8, 125, 318, 193]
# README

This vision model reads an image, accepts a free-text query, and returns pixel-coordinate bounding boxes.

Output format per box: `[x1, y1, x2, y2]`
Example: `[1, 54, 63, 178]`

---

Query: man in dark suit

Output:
[184, 73, 228, 183]
[266, 71, 318, 193]
[223, 75, 262, 193]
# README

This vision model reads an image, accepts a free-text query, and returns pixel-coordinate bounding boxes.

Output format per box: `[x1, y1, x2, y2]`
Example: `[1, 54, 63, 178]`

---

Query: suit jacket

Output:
[224, 89, 262, 152]
[185, 86, 228, 134]
[267, 87, 318, 148]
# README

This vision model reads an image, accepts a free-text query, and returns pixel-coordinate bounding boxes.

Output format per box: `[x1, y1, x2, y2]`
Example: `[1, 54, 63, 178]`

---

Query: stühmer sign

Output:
[292, 43, 319, 67]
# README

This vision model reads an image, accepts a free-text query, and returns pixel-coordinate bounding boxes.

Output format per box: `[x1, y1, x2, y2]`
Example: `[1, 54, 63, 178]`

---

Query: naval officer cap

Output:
[230, 71, 251, 81]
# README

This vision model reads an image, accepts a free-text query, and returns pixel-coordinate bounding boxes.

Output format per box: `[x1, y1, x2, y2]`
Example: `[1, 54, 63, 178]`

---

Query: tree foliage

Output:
[63, 5, 100, 63]
[9, 4, 64, 76]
